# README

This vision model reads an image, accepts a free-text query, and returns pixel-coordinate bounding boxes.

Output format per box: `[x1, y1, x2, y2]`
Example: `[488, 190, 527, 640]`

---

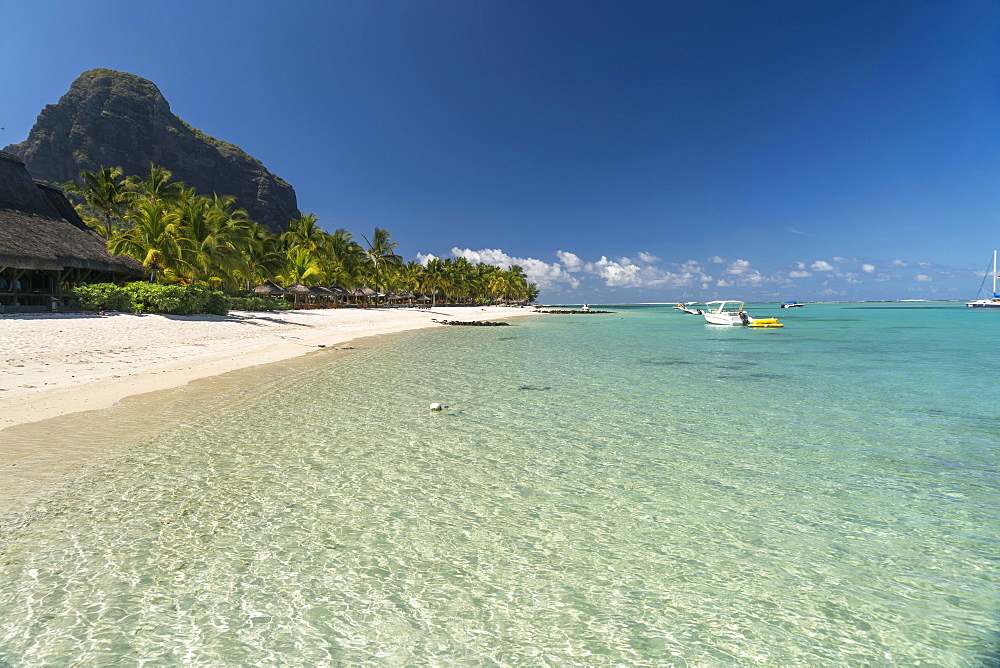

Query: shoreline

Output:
[0, 306, 541, 432]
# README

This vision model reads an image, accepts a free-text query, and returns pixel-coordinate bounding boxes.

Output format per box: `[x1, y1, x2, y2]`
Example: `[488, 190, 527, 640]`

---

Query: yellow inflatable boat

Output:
[747, 317, 784, 328]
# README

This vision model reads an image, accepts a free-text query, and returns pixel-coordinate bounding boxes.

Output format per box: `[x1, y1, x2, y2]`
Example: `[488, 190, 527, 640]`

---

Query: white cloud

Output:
[560, 254, 713, 290]
[726, 259, 752, 275]
[711, 259, 773, 286]
[786, 227, 807, 235]
[589, 256, 691, 288]
[444, 248, 734, 292]
[592, 256, 642, 287]
[555, 250, 584, 272]
[418, 247, 965, 299]
[451, 248, 514, 267]
[450, 248, 580, 290]
[445, 247, 748, 292]
[519, 257, 581, 289]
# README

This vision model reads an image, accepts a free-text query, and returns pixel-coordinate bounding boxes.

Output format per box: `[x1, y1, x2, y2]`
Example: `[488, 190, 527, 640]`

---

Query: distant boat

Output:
[967, 251, 1000, 308]
[780, 301, 804, 308]
[673, 302, 703, 315]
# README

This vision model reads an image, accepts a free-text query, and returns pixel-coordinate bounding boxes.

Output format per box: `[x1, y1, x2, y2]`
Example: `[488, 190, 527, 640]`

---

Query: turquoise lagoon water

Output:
[0, 303, 998, 665]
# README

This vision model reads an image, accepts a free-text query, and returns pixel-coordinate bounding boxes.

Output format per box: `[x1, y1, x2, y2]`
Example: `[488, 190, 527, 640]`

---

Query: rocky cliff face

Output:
[4, 69, 300, 233]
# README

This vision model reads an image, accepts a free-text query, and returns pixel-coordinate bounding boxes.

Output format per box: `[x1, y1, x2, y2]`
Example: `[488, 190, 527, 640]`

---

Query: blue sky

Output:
[3, 0, 999, 302]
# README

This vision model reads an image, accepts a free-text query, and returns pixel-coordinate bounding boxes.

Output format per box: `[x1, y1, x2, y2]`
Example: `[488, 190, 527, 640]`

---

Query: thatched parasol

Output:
[283, 282, 313, 306]
[253, 280, 284, 295]
[309, 285, 334, 306]
[285, 282, 313, 295]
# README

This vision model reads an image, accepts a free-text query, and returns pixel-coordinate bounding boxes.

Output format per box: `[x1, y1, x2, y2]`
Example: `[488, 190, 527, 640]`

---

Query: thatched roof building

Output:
[0, 150, 143, 311]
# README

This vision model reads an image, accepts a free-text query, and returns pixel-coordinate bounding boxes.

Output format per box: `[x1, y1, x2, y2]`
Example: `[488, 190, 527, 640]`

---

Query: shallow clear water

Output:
[1, 303, 998, 664]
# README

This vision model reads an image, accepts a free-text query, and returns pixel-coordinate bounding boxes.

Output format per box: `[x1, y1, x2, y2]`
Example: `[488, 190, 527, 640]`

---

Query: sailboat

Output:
[966, 250, 1000, 308]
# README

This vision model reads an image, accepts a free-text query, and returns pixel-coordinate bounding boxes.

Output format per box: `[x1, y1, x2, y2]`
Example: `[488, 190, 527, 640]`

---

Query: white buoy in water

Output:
[429, 402, 443, 411]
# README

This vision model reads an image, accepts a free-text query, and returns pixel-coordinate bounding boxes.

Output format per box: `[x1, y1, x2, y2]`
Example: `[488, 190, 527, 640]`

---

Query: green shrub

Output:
[229, 296, 292, 311]
[68, 283, 231, 315]
[126, 283, 183, 314]
[125, 283, 231, 316]
[202, 289, 232, 316]
[67, 284, 137, 312]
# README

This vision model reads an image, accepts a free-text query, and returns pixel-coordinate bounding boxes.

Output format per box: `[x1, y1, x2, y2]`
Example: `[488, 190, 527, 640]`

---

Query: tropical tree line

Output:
[64, 165, 539, 304]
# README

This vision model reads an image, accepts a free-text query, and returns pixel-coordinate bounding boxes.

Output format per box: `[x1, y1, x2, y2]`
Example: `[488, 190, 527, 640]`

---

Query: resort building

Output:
[0, 150, 143, 312]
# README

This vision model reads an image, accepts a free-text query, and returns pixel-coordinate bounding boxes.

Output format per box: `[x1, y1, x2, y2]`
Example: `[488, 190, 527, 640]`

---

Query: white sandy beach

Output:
[0, 306, 540, 431]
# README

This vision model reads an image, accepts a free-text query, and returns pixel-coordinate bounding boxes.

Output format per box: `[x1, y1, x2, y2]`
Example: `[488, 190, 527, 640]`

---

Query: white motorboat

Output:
[780, 301, 804, 308]
[673, 302, 703, 315]
[967, 251, 1000, 308]
[702, 300, 753, 325]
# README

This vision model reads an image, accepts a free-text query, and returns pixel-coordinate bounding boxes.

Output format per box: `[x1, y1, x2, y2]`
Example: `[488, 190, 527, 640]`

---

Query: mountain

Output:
[3, 69, 300, 233]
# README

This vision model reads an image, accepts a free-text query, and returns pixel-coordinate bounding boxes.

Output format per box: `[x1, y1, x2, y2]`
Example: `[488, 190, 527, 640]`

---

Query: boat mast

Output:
[994, 250, 998, 298]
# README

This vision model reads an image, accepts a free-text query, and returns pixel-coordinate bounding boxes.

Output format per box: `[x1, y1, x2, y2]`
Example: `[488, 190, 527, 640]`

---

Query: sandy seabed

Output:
[0, 306, 540, 432]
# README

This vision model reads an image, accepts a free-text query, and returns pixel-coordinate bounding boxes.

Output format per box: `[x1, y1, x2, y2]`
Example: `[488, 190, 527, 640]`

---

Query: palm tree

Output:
[360, 228, 402, 305]
[486, 264, 530, 302]
[129, 164, 185, 206]
[472, 262, 496, 304]
[229, 222, 286, 291]
[505, 264, 530, 301]
[448, 257, 479, 304]
[110, 201, 188, 282]
[281, 213, 327, 253]
[314, 228, 362, 287]
[420, 258, 451, 307]
[487, 269, 513, 302]
[279, 247, 323, 305]
[65, 166, 132, 239]
[175, 191, 250, 287]
[209, 195, 258, 288]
